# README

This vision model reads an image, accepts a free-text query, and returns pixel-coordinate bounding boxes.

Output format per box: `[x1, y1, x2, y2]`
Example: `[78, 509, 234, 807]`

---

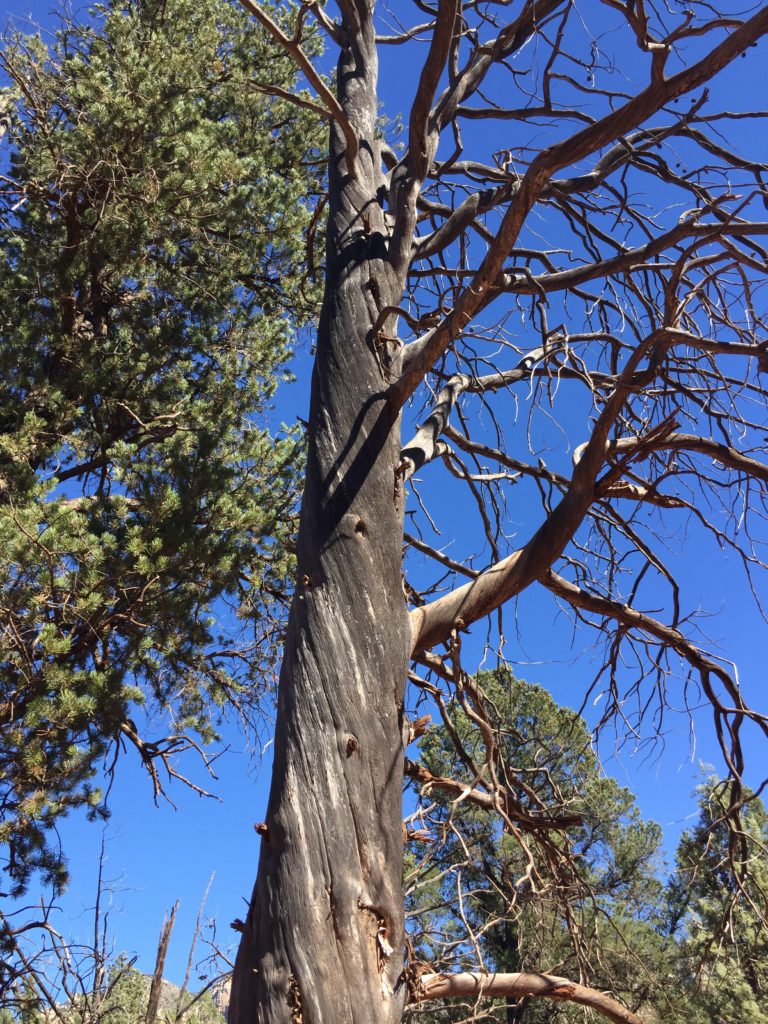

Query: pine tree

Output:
[0, 0, 322, 896]
[406, 671, 671, 1022]
[668, 783, 768, 1024]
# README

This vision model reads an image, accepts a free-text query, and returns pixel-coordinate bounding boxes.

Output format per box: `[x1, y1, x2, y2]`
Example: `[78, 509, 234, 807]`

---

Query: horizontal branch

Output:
[506, 220, 768, 296]
[608, 433, 768, 485]
[412, 123, 697, 264]
[443, 425, 569, 487]
[412, 970, 643, 1024]
[639, 328, 768, 362]
[405, 759, 583, 830]
[455, 103, 593, 125]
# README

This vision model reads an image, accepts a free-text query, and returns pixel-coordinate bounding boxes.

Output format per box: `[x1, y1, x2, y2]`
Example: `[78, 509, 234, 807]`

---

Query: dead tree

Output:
[0, 856, 227, 1023]
[227, 1, 768, 1021]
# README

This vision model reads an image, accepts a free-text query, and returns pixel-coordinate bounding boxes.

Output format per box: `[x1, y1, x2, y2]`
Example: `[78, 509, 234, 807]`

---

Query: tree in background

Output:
[666, 783, 768, 1024]
[217, 0, 768, 1021]
[0, 0, 322, 896]
[2, 959, 227, 1024]
[404, 671, 674, 1023]
[0, 937, 228, 1023]
[405, 694, 768, 1024]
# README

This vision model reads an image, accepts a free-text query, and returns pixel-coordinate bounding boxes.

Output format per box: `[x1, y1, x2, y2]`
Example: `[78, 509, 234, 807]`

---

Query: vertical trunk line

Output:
[228, 5, 411, 1022]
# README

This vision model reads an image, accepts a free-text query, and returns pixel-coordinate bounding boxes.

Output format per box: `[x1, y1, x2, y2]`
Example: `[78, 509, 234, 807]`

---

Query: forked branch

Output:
[404, 758, 584, 831]
[238, 0, 358, 174]
[394, 6, 768, 402]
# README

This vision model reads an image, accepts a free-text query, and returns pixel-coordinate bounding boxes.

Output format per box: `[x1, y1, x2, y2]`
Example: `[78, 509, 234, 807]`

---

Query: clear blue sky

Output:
[3, 0, 767, 991]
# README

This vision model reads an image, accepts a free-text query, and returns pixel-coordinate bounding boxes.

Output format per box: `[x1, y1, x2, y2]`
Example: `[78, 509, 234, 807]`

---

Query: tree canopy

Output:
[406, 670, 668, 1021]
[0, 0, 322, 896]
[406, 674, 768, 1023]
[669, 782, 768, 1023]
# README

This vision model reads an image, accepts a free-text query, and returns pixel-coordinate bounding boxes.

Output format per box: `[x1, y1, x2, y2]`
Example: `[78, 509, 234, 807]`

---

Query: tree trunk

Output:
[228, 13, 411, 1023]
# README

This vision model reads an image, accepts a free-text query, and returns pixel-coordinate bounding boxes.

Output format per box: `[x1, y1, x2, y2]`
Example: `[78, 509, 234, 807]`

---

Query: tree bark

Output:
[228, 8, 412, 1022]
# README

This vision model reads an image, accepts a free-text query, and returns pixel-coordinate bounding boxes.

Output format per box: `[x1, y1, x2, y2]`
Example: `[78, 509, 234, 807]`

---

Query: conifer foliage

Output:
[406, 671, 668, 1021]
[669, 784, 768, 1023]
[0, 0, 321, 895]
[406, 680, 768, 1022]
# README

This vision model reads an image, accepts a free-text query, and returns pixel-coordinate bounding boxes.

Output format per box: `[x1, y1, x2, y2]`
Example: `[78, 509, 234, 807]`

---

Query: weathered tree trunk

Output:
[228, 11, 411, 1023]
[146, 902, 178, 1024]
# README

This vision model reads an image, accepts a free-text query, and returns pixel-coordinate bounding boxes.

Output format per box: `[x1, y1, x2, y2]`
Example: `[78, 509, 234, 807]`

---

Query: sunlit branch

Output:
[412, 120, 718, 264]
[404, 759, 583, 830]
[443, 425, 569, 487]
[539, 568, 768, 811]
[399, 343, 575, 481]
[389, 0, 459, 271]
[605, 433, 768, 485]
[238, 0, 358, 174]
[455, 103, 593, 124]
[410, 331, 667, 653]
[393, 8, 768, 403]
[400, 374, 469, 480]
[411, 970, 644, 1024]
[539, 571, 762, 727]
[505, 220, 768, 296]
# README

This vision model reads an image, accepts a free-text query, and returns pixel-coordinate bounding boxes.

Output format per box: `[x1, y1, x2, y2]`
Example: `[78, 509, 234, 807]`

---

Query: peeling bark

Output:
[228, 11, 411, 1023]
[414, 972, 644, 1024]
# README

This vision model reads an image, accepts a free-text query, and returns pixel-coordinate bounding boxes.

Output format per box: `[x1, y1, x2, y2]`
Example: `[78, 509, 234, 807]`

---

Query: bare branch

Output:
[412, 970, 644, 1024]
[410, 330, 667, 653]
[389, 0, 460, 271]
[238, 0, 358, 174]
[394, 7, 768, 401]
[405, 759, 583, 830]
[400, 374, 469, 480]
[606, 432, 768, 486]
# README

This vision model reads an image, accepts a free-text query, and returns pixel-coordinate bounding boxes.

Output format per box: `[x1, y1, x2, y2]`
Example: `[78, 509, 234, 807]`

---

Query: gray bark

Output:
[228, 10, 411, 1022]
[146, 903, 178, 1024]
